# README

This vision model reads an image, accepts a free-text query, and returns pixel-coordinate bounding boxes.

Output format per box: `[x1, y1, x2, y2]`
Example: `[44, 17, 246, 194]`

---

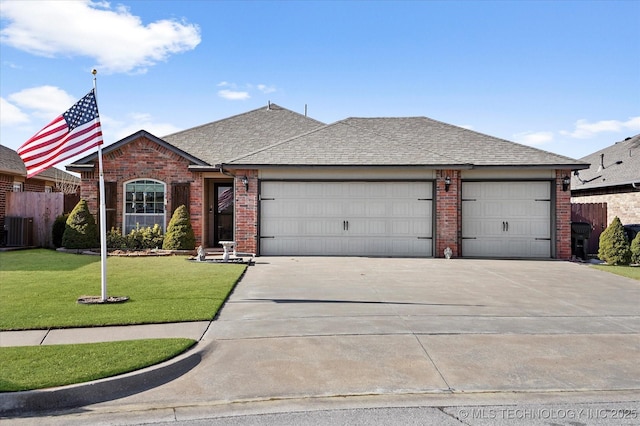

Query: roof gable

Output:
[67, 130, 208, 170]
[572, 134, 640, 190]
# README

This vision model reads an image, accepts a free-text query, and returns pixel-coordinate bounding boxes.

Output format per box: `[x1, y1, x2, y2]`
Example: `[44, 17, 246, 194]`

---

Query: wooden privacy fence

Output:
[571, 202, 607, 256]
[6, 192, 63, 248]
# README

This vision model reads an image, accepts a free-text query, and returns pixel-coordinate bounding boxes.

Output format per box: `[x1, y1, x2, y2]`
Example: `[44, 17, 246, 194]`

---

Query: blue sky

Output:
[1, 0, 639, 169]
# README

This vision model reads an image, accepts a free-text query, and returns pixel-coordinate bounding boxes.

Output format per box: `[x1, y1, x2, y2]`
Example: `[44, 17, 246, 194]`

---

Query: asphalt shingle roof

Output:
[162, 104, 325, 166]
[226, 116, 588, 168]
[571, 134, 640, 190]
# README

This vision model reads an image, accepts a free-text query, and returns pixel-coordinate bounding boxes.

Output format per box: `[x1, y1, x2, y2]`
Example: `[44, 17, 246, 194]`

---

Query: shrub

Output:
[162, 205, 195, 250]
[106, 227, 127, 249]
[62, 200, 99, 249]
[631, 233, 640, 265]
[51, 214, 69, 248]
[598, 217, 631, 265]
[107, 225, 164, 250]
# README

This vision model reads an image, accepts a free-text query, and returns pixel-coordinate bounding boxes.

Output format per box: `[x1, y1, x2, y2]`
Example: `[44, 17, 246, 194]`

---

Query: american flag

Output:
[18, 90, 103, 178]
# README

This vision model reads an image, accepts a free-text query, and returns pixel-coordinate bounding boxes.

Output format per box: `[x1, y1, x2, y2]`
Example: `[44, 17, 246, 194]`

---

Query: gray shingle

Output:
[226, 116, 588, 168]
[162, 104, 325, 166]
[572, 134, 640, 190]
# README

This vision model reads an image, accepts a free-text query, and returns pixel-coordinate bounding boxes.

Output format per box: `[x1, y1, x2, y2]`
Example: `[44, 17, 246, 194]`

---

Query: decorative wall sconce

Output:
[240, 176, 249, 191]
[444, 176, 451, 192]
[562, 176, 570, 192]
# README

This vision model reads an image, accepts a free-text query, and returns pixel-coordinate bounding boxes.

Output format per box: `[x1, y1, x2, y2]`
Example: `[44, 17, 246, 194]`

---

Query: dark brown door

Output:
[214, 183, 234, 245]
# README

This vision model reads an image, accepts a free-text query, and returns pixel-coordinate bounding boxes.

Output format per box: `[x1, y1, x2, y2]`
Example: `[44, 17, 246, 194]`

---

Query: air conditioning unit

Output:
[4, 217, 34, 247]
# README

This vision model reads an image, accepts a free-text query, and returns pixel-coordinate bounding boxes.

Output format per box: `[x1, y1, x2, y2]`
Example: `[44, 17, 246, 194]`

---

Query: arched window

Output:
[124, 179, 166, 233]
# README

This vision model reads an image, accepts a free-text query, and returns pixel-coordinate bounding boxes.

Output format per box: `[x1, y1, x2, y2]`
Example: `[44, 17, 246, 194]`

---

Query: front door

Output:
[214, 183, 234, 245]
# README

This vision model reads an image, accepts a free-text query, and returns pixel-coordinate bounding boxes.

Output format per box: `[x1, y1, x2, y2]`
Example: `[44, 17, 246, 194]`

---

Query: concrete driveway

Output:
[85, 257, 639, 410]
[5, 257, 639, 423]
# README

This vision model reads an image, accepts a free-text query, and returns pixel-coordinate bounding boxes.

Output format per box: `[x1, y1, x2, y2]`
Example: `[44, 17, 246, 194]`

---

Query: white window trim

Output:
[122, 178, 167, 234]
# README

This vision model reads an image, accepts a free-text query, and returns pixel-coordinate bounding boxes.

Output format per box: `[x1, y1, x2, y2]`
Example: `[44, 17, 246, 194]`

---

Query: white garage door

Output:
[260, 181, 433, 256]
[462, 181, 551, 258]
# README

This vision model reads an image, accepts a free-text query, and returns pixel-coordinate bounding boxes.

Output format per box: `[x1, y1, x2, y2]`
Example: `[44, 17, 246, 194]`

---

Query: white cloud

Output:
[216, 81, 277, 100]
[0, 97, 29, 126]
[513, 131, 554, 146]
[0, 0, 200, 74]
[218, 89, 251, 101]
[560, 116, 640, 139]
[7, 85, 77, 119]
[257, 84, 276, 94]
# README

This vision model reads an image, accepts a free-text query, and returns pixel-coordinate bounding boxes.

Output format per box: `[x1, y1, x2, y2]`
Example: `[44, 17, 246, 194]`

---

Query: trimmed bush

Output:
[631, 233, 640, 265]
[162, 205, 195, 250]
[51, 214, 69, 248]
[598, 217, 631, 265]
[107, 225, 164, 250]
[62, 200, 99, 249]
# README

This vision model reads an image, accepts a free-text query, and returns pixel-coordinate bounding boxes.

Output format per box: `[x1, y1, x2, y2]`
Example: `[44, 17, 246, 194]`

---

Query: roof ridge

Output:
[162, 103, 324, 138]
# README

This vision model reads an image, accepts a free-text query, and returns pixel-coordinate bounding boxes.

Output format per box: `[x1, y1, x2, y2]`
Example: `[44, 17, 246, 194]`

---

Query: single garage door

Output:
[260, 181, 433, 256]
[462, 181, 551, 258]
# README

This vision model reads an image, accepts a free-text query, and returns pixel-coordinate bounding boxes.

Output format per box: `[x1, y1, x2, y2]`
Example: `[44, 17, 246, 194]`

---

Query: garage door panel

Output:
[261, 181, 432, 256]
[462, 182, 551, 258]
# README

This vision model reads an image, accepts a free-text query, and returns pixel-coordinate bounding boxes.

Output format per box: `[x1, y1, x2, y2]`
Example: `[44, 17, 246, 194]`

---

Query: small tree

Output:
[631, 233, 640, 265]
[598, 217, 631, 265]
[162, 205, 196, 250]
[62, 200, 99, 249]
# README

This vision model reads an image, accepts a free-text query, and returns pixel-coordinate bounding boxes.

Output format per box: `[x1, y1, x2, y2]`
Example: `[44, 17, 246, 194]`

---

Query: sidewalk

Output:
[0, 321, 211, 347]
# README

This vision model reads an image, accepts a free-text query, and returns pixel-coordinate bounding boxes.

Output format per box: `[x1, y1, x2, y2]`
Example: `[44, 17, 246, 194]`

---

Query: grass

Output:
[0, 249, 246, 392]
[591, 264, 640, 280]
[0, 249, 247, 330]
[0, 338, 195, 392]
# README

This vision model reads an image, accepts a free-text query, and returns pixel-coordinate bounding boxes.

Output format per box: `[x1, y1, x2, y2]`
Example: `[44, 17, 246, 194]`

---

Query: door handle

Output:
[502, 221, 506, 232]
[506, 221, 509, 232]
[346, 220, 349, 231]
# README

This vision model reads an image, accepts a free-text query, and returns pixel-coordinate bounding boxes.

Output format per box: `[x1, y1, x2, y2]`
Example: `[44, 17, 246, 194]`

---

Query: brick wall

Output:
[435, 169, 460, 258]
[79, 137, 201, 245]
[555, 169, 572, 260]
[233, 169, 258, 254]
[572, 191, 640, 225]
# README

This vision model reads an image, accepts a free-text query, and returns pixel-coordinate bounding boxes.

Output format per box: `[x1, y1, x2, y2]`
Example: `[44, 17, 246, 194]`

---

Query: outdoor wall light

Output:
[562, 176, 570, 192]
[444, 176, 451, 192]
[240, 176, 249, 191]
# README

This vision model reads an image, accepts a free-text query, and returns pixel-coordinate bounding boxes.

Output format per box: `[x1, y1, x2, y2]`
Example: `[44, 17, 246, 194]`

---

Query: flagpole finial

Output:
[92, 69, 97, 75]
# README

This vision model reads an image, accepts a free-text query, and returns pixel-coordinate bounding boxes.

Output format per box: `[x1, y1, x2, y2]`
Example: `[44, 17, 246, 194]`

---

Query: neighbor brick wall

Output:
[435, 169, 460, 258]
[80, 137, 201, 245]
[233, 169, 258, 254]
[556, 169, 572, 260]
[572, 192, 640, 225]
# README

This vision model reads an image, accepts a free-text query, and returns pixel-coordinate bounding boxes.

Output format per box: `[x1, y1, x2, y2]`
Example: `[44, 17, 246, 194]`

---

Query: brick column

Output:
[435, 169, 461, 258]
[234, 169, 258, 254]
[556, 169, 572, 259]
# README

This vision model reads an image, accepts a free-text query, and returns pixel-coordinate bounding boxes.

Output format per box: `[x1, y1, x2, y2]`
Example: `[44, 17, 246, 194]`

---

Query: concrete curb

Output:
[0, 340, 214, 417]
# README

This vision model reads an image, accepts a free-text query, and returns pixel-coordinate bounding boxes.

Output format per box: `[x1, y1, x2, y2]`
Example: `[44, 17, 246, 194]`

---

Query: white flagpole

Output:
[92, 69, 108, 302]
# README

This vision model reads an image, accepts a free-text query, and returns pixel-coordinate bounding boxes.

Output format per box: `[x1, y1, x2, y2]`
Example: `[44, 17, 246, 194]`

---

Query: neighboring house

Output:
[0, 144, 80, 240]
[68, 103, 589, 259]
[571, 134, 640, 225]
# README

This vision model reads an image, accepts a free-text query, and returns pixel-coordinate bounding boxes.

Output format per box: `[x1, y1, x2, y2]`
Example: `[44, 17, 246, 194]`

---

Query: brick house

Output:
[0, 144, 80, 243]
[571, 134, 640, 225]
[68, 104, 588, 259]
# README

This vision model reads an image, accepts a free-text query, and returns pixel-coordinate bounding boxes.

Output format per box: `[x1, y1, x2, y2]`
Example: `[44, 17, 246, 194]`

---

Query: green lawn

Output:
[0, 249, 246, 330]
[0, 338, 195, 392]
[0, 249, 246, 392]
[591, 264, 640, 280]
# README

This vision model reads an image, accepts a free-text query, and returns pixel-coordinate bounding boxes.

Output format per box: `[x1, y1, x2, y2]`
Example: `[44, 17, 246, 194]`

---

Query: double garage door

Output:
[260, 181, 433, 256]
[462, 181, 552, 258]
